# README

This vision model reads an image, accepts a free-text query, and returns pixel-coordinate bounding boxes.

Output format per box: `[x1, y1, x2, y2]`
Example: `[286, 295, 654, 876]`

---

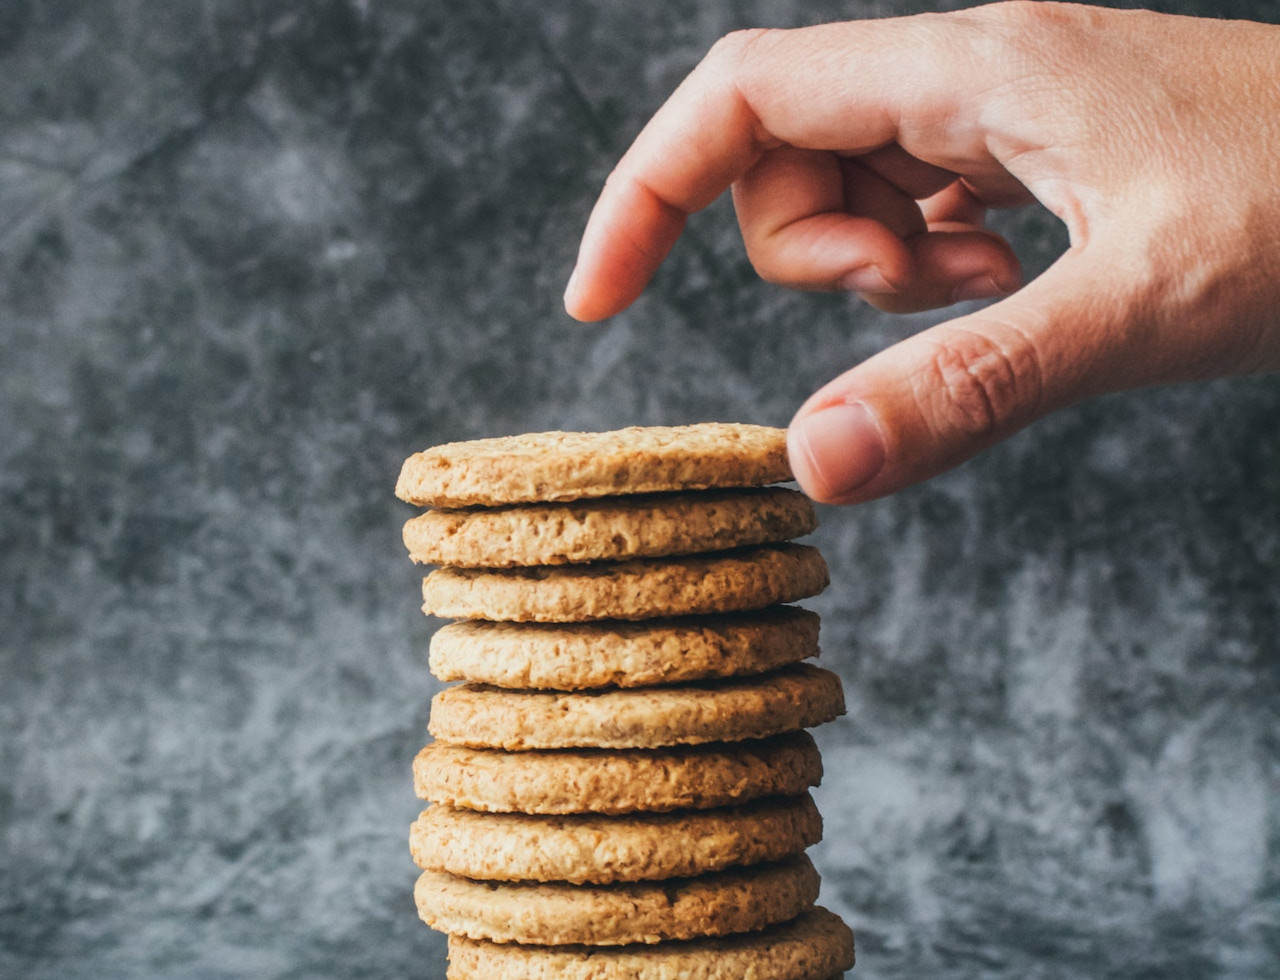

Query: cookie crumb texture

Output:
[413, 733, 824, 814]
[428, 607, 820, 690]
[415, 855, 820, 946]
[428, 664, 846, 750]
[421, 544, 830, 622]
[445, 906, 855, 980]
[396, 423, 792, 507]
[410, 795, 821, 884]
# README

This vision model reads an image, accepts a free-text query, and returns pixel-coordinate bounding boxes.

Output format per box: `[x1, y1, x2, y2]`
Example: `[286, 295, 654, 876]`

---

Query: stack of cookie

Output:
[396, 424, 855, 979]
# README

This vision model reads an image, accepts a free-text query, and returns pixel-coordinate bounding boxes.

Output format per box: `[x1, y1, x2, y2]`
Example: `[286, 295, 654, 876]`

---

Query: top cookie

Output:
[395, 424, 791, 507]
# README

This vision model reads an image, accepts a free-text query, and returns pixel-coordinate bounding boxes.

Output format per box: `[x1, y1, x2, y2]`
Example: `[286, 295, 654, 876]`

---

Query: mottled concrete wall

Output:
[1, 1, 1276, 978]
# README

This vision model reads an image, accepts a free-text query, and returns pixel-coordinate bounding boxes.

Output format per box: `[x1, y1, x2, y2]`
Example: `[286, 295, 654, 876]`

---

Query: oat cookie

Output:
[429, 664, 845, 751]
[396, 423, 791, 508]
[410, 794, 820, 884]
[445, 906, 854, 980]
[428, 607, 820, 689]
[412, 732, 822, 814]
[414, 855, 819, 946]
[421, 544, 828, 622]
[403, 487, 816, 568]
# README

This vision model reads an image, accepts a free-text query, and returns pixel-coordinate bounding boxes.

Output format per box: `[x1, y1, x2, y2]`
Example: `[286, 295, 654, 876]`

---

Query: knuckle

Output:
[981, 1, 1072, 29]
[705, 27, 789, 105]
[914, 325, 1044, 441]
[963, 1, 1082, 64]
[707, 27, 774, 71]
[979, 0, 1113, 57]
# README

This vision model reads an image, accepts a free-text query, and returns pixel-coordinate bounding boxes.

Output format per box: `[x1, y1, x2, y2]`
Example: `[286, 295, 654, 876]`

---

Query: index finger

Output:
[563, 15, 997, 321]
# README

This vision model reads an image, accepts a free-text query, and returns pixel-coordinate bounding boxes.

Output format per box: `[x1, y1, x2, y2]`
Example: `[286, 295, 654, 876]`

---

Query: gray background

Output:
[1, 1, 1277, 977]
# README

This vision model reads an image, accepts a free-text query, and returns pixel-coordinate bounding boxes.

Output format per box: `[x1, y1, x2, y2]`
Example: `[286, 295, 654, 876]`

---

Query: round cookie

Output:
[395, 423, 791, 508]
[428, 607, 820, 690]
[429, 663, 846, 750]
[412, 732, 823, 814]
[446, 907, 854, 980]
[421, 544, 829, 622]
[414, 855, 819, 946]
[403, 487, 817, 568]
[410, 794, 821, 884]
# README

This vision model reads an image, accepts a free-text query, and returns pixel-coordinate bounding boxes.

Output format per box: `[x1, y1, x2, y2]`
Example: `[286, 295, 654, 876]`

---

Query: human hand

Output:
[563, 2, 1280, 503]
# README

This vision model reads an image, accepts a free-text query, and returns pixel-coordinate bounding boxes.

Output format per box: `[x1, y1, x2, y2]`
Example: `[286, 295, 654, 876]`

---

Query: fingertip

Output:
[563, 271, 616, 323]
[929, 230, 1022, 298]
[867, 230, 1020, 313]
[951, 273, 1009, 304]
[787, 400, 887, 504]
[949, 256, 1022, 305]
[565, 178, 689, 322]
[837, 265, 895, 294]
[563, 283, 636, 323]
[561, 253, 632, 322]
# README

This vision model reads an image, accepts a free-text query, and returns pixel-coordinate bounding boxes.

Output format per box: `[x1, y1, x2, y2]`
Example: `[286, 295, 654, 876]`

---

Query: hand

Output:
[563, 2, 1280, 503]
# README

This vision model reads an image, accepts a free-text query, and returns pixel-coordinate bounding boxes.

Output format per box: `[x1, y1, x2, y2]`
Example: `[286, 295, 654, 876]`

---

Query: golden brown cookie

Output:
[412, 732, 822, 814]
[421, 544, 829, 622]
[410, 794, 821, 884]
[429, 664, 845, 750]
[428, 607, 820, 689]
[414, 855, 819, 946]
[396, 423, 792, 508]
[403, 487, 816, 568]
[445, 907, 854, 980]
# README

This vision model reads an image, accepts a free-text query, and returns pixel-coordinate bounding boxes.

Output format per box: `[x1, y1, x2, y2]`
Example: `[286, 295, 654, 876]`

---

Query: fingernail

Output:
[952, 274, 1007, 303]
[563, 266, 580, 307]
[790, 401, 887, 499]
[838, 266, 893, 294]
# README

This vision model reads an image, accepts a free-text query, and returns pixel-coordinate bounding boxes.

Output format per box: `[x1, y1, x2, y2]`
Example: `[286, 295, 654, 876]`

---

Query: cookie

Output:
[414, 855, 819, 946]
[429, 664, 845, 750]
[403, 487, 816, 568]
[410, 794, 821, 884]
[412, 732, 822, 814]
[428, 607, 820, 690]
[446, 906, 854, 980]
[421, 544, 829, 622]
[396, 423, 791, 508]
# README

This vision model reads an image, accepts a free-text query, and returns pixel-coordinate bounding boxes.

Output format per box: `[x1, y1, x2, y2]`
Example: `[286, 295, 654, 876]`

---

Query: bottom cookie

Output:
[415, 855, 820, 946]
[446, 906, 854, 979]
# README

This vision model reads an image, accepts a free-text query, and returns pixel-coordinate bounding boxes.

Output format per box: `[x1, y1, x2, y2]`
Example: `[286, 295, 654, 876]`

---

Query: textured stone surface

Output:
[0, 1, 1276, 978]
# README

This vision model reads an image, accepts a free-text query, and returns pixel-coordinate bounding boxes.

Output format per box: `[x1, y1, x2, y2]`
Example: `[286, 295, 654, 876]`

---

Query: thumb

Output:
[788, 253, 1132, 504]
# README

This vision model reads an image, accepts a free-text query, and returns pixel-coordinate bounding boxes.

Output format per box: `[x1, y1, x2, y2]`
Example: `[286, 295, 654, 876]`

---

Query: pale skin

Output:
[563, 1, 1280, 504]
